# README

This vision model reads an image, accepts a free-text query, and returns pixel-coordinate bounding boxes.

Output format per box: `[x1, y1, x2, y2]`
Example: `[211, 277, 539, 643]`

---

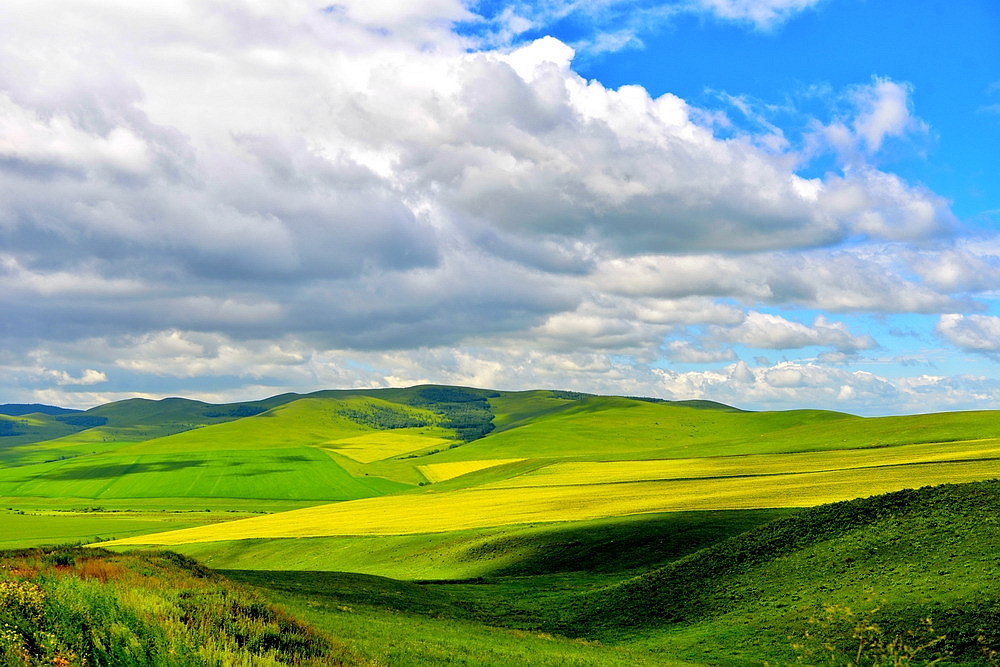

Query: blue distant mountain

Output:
[0, 403, 82, 416]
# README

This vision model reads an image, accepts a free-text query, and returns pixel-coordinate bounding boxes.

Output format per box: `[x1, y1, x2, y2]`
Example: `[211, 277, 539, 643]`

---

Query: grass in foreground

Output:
[0, 546, 367, 666]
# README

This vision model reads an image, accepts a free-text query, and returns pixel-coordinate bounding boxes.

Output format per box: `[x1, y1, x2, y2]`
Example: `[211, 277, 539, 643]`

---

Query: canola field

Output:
[483, 438, 1000, 488]
[107, 456, 999, 546]
[330, 433, 453, 463]
[418, 459, 526, 482]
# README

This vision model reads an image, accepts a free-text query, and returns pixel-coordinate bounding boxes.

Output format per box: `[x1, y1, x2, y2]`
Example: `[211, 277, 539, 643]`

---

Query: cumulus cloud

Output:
[809, 77, 931, 165]
[663, 340, 738, 363]
[0, 10, 953, 356]
[0, 1, 992, 415]
[653, 360, 893, 412]
[936, 314, 1000, 354]
[592, 248, 957, 313]
[49, 368, 108, 386]
[910, 241, 1000, 293]
[713, 312, 876, 353]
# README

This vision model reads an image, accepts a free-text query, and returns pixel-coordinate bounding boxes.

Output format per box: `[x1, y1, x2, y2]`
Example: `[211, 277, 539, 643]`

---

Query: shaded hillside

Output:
[575, 480, 1000, 664]
[0, 404, 80, 417]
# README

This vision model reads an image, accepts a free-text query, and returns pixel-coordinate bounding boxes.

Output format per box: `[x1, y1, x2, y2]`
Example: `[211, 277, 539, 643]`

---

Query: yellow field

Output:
[485, 439, 1000, 489]
[105, 458, 1000, 546]
[418, 459, 526, 483]
[328, 433, 452, 463]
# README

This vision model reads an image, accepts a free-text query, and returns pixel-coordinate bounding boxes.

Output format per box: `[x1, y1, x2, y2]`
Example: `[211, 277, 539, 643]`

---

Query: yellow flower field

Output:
[418, 459, 526, 482]
[484, 438, 1000, 488]
[106, 458, 1000, 546]
[328, 433, 452, 463]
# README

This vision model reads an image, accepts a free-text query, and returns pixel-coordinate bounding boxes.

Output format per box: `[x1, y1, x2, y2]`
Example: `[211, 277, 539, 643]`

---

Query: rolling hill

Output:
[2, 384, 1000, 664]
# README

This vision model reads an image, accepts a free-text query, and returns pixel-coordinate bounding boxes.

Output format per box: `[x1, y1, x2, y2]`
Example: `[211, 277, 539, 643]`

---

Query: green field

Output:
[3, 385, 1000, 665]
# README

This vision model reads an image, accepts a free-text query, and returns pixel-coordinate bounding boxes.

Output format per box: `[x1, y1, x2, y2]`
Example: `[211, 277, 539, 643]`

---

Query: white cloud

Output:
[850, 78, 927, 153]
[910, 241, 1000, 293]
[810, 77, 930, 164]
[936, 314, 1000, 354]
[49, 368, 108, 386]
[692, 0, 825, 30]
[0, 94, 152, 175]
[664, 340, 738, 363]
[0, 0, 991, 416]
[592, 248, 958, 314]
[713, 312, 876, 353]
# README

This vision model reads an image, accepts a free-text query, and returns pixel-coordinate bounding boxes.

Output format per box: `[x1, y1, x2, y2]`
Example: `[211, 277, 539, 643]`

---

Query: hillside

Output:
[2, 385, 1000, 664]
[2, 385, 999, 551]
[574, 480, 1000, 663]
[219, 481, 1000, 666]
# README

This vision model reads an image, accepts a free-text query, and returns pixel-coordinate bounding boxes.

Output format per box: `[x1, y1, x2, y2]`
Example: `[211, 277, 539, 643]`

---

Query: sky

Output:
[1, 0, 999, 414]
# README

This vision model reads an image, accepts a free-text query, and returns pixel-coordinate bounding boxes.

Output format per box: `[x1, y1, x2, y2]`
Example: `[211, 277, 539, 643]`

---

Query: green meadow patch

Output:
[0, 508, 218, 549]
[0, 446, 406, 502]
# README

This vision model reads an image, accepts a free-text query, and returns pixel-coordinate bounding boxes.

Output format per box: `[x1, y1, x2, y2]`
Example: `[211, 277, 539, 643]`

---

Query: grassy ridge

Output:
[573, 480, 1000, 664]
[0, 413, 84, 454]
[6, 384, 1000, 666]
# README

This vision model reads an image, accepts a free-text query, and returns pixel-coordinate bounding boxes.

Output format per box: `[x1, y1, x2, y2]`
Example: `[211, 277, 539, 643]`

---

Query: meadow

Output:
[3, 385, 1000, 665]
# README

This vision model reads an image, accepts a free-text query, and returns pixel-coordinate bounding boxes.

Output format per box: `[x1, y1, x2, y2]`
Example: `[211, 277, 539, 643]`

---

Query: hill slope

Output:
[573, 480, 1000, 664]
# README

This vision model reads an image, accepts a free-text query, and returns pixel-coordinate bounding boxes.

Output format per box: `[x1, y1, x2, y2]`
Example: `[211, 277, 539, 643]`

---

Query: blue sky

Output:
[1, 0, 999, 414]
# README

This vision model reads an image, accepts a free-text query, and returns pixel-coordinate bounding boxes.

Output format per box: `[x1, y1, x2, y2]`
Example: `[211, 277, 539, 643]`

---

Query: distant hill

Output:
[0, 403, 81, 416]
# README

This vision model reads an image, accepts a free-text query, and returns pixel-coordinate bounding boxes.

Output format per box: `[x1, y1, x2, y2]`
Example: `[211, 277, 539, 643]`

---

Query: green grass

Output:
[206, 482, 1000, 665]
[113, 397, 388, 454]
[0, 508, 220, 548]
[160, 509, 788, 580]
[0, 413, 85, 456]
[0, 546, 364, 665]
[0, 446, 407, 502]
[432, 397, 859, 462]
[240, 581, 685, 666]
[6, 386, 1000, 664]
[571, 480, 1000, 664]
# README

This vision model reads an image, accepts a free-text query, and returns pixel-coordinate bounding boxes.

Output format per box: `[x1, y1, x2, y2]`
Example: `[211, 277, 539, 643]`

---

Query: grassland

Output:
[168, 509, 789, 579]
[0, 546, 364, 665]
[212, 481, 1000, 666]
[4, 386, 1000, 665]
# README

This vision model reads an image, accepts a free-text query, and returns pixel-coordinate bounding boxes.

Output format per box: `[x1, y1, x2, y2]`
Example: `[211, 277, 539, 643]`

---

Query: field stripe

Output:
[418, 459, 526, 483]
[328, 433, 452, 463]
[105, 459, 1000, 546]
[483, 440, 1000, 489]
